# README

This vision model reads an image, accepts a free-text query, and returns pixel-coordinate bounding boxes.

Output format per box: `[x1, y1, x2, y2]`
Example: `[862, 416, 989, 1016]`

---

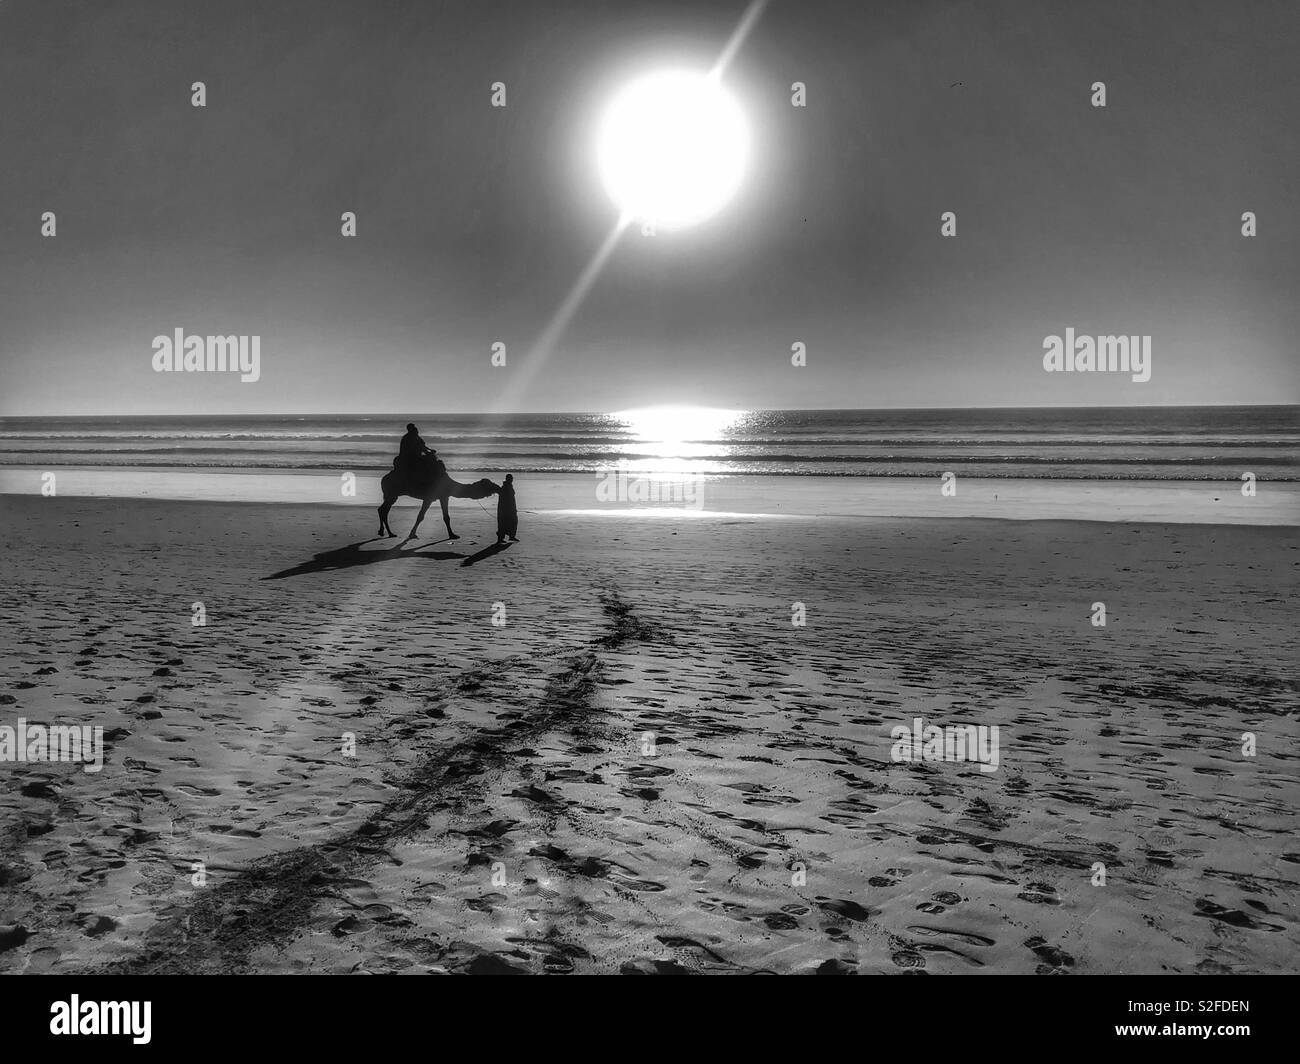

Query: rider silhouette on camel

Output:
[397, 423, 434, 485]
[379, 422, 498, 540]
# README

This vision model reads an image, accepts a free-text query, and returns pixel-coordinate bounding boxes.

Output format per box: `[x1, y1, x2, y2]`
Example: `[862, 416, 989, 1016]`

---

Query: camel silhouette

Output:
[377, 458, 497, 539]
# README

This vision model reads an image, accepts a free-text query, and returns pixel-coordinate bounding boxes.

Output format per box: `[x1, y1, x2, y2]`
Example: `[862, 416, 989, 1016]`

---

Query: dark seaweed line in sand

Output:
[91, 592, 660, 975]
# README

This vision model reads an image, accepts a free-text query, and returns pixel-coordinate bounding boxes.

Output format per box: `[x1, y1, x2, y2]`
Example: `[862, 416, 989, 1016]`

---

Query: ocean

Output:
[1, 407, 1296, 481]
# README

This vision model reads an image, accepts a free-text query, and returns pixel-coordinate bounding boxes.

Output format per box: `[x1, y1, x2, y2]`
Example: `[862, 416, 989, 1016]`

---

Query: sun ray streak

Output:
[709, 0, 770, 82]
[528, 212, 633, 369]
[488, 214, 632, 415]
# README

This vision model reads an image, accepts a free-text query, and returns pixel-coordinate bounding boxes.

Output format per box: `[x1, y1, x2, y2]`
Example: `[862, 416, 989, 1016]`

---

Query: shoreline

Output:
[2, 466, 1297, 525]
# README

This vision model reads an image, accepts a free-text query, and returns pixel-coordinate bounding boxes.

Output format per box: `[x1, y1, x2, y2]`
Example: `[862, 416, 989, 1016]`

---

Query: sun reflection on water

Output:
[614, 406, 743, 460]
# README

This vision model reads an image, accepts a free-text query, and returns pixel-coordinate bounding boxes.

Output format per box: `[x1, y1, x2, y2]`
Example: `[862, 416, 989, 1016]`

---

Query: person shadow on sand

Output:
[460, 540, 511, 567]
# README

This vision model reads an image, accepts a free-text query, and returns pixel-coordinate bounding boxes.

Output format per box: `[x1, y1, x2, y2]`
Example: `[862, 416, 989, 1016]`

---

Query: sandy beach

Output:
[0, 491, 1295, 974]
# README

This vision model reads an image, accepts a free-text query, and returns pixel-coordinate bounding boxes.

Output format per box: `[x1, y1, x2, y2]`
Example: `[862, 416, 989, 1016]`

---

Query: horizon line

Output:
[1, 401, 1297, 420]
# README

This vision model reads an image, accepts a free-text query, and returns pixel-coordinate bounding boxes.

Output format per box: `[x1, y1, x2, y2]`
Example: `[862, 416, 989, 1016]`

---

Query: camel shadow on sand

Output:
[263, 537, 512, 580]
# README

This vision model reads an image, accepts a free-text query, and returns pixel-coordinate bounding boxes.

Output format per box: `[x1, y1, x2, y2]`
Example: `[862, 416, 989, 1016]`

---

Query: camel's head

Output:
[473, 478, 499, 497]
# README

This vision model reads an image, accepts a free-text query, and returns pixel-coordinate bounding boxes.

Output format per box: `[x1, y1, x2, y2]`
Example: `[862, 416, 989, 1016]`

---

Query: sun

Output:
[596, 69, 750, 230]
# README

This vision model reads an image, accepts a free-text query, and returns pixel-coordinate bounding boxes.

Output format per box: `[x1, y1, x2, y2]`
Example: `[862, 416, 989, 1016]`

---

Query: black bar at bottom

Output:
[1, 973, 1287, 1052]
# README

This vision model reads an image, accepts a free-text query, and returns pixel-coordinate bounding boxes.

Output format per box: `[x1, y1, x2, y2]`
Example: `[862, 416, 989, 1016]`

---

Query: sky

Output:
[0, 0, 1296, 415]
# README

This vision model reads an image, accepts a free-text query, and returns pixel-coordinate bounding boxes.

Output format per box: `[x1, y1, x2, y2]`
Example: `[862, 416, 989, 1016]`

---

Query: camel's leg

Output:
[409, 497, 433, 538]
[440, 495, 458, 539]
[378, 496, 396, 537]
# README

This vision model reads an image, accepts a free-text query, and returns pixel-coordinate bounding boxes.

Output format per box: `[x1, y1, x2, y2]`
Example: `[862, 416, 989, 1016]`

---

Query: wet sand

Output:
[0, 495, 1296, 974]
[2, 466, 1297, 524]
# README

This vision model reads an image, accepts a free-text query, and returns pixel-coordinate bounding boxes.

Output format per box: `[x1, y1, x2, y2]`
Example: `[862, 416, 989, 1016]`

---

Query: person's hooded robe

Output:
[496, 476, 518, 540]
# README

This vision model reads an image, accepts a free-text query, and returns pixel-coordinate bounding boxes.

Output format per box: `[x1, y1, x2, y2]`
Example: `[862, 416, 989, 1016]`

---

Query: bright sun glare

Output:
[596, 69, 750, 230]
[617, 405, 741, 445]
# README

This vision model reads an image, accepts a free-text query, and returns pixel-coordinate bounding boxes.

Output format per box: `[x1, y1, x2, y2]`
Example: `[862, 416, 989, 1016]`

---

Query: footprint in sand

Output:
[908, 924, 996, 950]
[24, 947, 60, 972]
[1024, 935, 1074, 972]
[1193, 898, 1282, 931]
[816, 898, 874, 923]
[606, 866, 667, 893]
[868, 866, 914, 888]
[915, 890, 963, 914]
[891, 948, 926, 969]
[625, 764, 673, 780]
[509, 784, 560, 807]
[0, 925, 33, 952]
[464, 954, 529, 975]
[78, 914, 118, 938]
[331, 914, 373, 936]
[1016, 882, 1061, 906]
[655, 935, 735, 970]
[465, 893, 508, 914]
[916, 942, 986, 968]
[619, 958, 694, 975]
